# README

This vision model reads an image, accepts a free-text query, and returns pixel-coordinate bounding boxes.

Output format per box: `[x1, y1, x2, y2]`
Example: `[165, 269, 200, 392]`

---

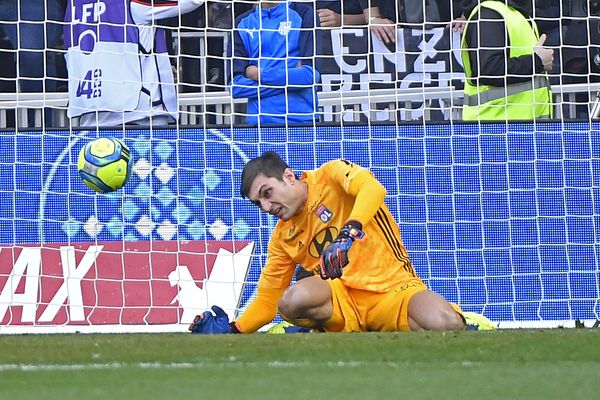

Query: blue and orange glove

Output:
[319, 221, 365, 280]
[188, 305, 240, 334]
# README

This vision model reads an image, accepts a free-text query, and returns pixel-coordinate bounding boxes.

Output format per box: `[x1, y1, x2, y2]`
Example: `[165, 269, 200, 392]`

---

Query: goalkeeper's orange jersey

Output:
[236, 159, 420, 332]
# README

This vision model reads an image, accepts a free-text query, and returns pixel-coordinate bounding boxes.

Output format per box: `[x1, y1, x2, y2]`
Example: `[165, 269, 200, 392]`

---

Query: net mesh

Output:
[0, 1, 599, 332]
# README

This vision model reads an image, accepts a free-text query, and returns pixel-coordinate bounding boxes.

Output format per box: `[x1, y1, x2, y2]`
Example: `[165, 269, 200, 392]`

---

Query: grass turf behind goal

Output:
[1, 329, 599, 400]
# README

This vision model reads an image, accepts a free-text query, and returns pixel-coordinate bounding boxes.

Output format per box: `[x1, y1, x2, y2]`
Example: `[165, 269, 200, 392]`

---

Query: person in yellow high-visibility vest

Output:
[460, 0, 555, 121]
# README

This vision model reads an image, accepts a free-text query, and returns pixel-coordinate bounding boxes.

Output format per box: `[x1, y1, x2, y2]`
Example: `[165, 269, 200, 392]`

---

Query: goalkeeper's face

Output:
[247, 170, 306, 221]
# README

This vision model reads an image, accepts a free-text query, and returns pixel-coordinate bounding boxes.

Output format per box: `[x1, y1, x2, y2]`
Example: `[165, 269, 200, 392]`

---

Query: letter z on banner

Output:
[0, 240, 253, 334]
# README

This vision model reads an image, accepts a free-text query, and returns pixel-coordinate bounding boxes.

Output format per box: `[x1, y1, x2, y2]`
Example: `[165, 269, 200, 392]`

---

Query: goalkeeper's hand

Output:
[188, 305, 237, 334]
[319, 221, 365, 280]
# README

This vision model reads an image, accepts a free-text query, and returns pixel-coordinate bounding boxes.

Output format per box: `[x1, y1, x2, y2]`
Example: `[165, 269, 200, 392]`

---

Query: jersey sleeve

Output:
[234, 233, 296, 332]
[130, 0, 204, 25]
[323, 160, 387, 226]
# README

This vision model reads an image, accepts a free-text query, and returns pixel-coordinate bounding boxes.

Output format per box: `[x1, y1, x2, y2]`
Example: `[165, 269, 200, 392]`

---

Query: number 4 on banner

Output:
[76, 69, 102, 99]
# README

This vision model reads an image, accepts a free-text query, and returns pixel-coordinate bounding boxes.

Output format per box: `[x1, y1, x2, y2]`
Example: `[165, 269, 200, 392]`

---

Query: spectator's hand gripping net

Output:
[319, 222, 365, 279]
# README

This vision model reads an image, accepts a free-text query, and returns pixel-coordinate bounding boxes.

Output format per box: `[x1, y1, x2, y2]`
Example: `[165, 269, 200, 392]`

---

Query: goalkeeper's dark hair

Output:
[240, 151, 290, 198]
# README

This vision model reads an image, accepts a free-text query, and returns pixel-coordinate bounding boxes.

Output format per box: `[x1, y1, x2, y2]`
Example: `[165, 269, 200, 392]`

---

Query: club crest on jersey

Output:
[279, 21, 292, 35]
[315, 204, 333, 222]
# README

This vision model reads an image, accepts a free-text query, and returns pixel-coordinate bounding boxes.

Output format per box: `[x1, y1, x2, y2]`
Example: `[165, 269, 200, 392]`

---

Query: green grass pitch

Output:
[1, 329, 599, 400]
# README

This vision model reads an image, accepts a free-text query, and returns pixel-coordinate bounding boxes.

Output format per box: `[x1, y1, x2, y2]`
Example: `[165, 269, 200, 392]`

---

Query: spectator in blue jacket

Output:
[229, 1, 320, 126]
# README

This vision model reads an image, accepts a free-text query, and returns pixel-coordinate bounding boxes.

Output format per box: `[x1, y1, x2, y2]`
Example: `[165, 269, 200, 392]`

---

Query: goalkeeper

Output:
[190, 152, 494, 334]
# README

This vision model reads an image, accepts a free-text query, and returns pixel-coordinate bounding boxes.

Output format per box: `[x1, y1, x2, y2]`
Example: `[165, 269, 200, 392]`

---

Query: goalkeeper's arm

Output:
[318, 161, 386, 280]
[188, 286, 283, 334]
[233, 286, 284, 333]
[325, 160, 387, 227]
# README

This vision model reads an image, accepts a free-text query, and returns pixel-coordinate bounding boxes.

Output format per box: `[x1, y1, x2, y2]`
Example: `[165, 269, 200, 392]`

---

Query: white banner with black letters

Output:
[317, 27, 466, 121]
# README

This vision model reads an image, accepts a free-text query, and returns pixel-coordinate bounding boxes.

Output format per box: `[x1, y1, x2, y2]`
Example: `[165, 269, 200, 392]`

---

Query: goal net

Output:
[1, 0, 599, 333]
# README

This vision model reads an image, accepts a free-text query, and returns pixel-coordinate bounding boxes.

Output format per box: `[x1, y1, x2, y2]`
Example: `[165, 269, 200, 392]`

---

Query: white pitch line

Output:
[0, 362, 200, 372]
[0, 360, 483, 372]
[0, 361, 312, 372]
